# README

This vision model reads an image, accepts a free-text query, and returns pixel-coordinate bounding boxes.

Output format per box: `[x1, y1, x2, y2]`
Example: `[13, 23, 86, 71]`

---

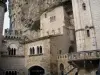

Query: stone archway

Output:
[68, 45, 74, 53]
[60, 63, 64, 75]
[29, 66, 45, 75]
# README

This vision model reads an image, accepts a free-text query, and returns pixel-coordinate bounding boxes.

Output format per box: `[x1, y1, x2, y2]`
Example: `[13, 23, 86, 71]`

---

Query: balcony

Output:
[68, 50, 100, 62]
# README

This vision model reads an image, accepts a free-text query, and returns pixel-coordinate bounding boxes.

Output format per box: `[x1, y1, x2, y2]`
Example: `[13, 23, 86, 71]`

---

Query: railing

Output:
[68, 50, 100, 61]
[57, 54, 68, 59]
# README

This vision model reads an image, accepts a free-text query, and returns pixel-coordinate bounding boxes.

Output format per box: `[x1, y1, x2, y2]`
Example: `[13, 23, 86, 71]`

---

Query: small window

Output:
[11, 48, 14, 55]
[50, 16, 56, 22]
[32, 47, 35, 54]
[40, 46, 42, 54]
[82, 3, 86, 10]
[8, 48, 16, 56]
[30, 47, 35, 55]
[59, 50, 62, 54]
[30, 48, 32, 55]
[14, 48, 16, 55]
[37, 46, 39, 54]
[87, 30, 90, 37]
[45, 13, 47, 18]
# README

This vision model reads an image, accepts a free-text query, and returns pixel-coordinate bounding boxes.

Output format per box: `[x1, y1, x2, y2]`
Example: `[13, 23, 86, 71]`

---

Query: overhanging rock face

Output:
[9, 0, 70, 31]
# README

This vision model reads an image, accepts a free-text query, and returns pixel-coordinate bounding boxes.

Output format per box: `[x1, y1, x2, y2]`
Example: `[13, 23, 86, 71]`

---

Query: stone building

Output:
[0, 0, 100, 75]
[67, 0, 100, 75]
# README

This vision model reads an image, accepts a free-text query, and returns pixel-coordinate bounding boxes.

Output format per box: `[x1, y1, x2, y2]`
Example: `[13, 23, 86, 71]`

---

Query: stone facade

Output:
[0, 0, 76, 75]
[1, 0, 100, 75]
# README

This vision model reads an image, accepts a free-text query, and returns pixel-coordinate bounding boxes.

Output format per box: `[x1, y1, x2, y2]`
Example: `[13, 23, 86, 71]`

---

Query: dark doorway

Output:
[75, 71, 78, 75]
[29, 66, 45, 75]
[68, 46, 74, 53]
[60, 63, 64, 75]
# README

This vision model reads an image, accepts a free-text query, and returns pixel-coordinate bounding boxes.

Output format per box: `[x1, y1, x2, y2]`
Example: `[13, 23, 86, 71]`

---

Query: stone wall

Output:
[25, 39, 51, 75]
[72, 0, 97, 52]
[0, 57, 25, 75]
[8, 0, 69, 31]
[89, 0, 100, 50]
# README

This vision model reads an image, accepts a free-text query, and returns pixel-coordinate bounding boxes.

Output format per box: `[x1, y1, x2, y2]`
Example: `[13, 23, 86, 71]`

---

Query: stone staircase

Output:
[64, 65, 77, 75]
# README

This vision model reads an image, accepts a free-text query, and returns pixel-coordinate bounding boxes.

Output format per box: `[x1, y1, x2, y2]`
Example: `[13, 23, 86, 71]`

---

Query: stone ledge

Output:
[21, 34, 63, 44]
[1, 55, 25, 57]
[29, 54, 43, 57]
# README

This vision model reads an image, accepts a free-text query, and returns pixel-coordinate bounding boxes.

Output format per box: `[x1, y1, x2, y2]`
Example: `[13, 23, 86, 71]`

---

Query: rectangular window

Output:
[45, 13, 47, 18]
[50, 16, 56, 22]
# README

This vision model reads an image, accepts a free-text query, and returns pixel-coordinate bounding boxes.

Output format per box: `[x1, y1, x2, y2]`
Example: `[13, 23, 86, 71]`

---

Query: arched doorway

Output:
[60, 63, 64, 75]
[68, 46, 74, 53]
[29, 66, 45, 75]
[75, 71, 78, 75]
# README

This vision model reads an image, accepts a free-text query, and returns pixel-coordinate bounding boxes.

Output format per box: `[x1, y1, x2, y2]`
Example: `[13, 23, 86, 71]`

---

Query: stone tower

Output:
[72, 0, 99, 52]
[67, 0, 100, 75]
[0, 0, 7, 48]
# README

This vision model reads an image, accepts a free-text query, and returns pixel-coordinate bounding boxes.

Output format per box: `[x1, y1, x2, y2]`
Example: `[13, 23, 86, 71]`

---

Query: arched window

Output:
[82, 3, 86, 10]
[59, 50, 62, 54]
[12, 71, 14, 75]
[11, 48, 14, 55]
[5, 71, 17, 75]
[9, 71, 11, 75]
[30, 48, 32, 55]
[6, 71, 8, 75]
[37, 46, 39, 54]
[68, 46, 74, 53]
[8, 48, 16, 56]
[14, 48, 16, 55]
[15, 71, 17, 75]
[32, 47, 35, 54]
[30, 47, 35, 55]
[40, 46, 42, 54]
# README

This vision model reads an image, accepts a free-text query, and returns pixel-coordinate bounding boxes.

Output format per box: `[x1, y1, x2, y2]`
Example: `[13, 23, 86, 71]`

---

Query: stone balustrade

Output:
[57, 54, 68, 59]
[4, 29, 22, 40]
[68, 50, 100, 61]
